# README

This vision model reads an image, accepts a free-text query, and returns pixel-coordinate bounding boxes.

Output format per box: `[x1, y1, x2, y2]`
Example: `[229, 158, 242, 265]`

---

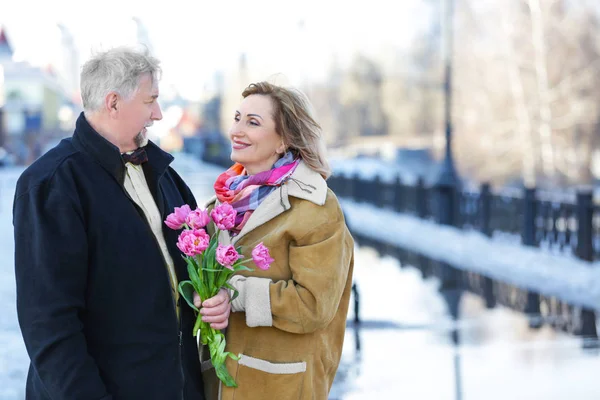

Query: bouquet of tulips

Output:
[164, 202, 273, 387]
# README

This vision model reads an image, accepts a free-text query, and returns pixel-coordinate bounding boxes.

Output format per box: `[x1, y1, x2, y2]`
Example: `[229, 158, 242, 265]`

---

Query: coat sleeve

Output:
[268, 212, 354, 334]
[13, 178, 112, 399]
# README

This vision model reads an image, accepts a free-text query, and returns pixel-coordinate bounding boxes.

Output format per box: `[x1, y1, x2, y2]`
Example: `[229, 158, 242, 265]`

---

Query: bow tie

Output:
[122, 147, 148, 165]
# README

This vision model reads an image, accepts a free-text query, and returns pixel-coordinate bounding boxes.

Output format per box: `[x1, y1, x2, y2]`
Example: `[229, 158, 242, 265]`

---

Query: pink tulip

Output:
[211, 203, 237, 231]
[215, 244, 241, 270]
[185, 208, 210, 230]
[165, 204, 192, 230]
[251, 242, 273, 271]
[177, 229, 210, 257]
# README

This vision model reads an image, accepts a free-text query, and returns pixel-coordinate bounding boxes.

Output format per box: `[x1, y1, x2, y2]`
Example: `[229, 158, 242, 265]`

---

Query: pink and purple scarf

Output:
[214, 152, 299, 234]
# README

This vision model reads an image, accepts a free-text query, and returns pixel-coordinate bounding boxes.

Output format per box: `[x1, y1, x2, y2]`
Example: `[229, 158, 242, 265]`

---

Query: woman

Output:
[200, 82, 354, 400]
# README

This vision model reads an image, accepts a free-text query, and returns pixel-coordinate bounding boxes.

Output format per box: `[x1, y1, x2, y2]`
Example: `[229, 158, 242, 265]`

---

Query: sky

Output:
[0, 0, 429, 101]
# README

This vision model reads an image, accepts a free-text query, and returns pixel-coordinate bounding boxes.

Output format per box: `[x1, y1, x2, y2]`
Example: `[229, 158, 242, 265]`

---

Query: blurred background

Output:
[1, 0, 600, 399]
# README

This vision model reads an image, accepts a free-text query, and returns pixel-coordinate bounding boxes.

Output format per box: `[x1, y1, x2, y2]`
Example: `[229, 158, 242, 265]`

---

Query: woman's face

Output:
[229, 94, 285, 175]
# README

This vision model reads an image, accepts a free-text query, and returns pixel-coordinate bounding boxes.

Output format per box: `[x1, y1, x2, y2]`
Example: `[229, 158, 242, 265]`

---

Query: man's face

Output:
[116, 73, 162, 151]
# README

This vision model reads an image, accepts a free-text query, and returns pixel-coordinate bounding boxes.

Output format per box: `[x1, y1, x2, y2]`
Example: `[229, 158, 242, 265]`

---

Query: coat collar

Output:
[71, 112, 173, 185]
[284, 161, 327, 206]
[209, 160, 328, 244]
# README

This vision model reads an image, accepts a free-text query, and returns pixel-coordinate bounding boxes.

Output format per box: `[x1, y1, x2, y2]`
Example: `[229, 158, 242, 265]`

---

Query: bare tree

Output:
[500, 2, 537, 186]
[297, 0, 600, 188]
[528, 0, 556, 179]
[451, 0, 600, 187]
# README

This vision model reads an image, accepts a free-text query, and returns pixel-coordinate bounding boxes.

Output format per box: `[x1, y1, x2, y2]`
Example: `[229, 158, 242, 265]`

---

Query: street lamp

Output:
[435, 0, 460, 195]
[435, 2, 463, 400]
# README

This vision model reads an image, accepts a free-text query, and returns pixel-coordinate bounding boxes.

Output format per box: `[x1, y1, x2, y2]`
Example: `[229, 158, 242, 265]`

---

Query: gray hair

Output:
[80, 46, 161, 113]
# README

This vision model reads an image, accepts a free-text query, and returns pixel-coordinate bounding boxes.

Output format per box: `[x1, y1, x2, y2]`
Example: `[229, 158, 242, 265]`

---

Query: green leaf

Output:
[201, 329, 238, 387]
[197, 321, 211, 345]
[214, 272, 230, 289]
[205, 241, 216, 264]
[200, 250, 210, 285]
[192, 314, 203, 337]
[196, 254, 208, 296]
[206, 241, 220, 289]
[218, 335, 227, 354]
[184, 256, 201, 287]
[202, 267, 225, 272]
[178, 281, 199, 312]
[233, 265, 253, 272]
[224, 282, 239, 302]
[214, 363, 238, 387]
[208, 333, 225, 362]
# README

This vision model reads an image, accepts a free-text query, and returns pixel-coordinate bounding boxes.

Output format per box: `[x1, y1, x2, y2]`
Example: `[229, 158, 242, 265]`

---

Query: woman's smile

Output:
[232, 140, 250, 150]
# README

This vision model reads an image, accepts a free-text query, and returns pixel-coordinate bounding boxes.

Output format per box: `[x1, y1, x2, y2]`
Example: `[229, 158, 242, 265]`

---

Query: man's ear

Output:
[105, 92, 119, 117]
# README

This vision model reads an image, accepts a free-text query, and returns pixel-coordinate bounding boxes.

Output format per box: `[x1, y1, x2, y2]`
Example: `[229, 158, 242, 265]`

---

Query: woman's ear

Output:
[276, 141, 286, 155]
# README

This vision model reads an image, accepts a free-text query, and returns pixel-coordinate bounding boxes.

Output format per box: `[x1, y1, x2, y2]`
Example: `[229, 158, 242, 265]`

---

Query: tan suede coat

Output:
[201, 161, 354, 400]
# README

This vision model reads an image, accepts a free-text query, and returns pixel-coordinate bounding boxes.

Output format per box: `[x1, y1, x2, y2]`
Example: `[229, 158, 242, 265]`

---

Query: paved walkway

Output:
[329, 248, 600, 400]
[2, 157, 599, 399]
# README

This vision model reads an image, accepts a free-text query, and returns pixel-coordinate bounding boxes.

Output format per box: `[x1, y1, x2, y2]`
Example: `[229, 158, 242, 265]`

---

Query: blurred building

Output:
[57, 24, 80, 101]
[0, 26, 76, 165]
[220, 53, 248, 135]
[132, 17, 154, 54]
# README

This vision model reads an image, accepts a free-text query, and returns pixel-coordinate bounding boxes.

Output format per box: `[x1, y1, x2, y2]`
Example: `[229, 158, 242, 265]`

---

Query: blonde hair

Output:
[241, 82, 331, 180]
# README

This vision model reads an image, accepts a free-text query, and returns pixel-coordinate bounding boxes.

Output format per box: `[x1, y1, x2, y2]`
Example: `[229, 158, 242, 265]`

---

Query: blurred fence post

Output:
[480, 183, 492, 237]
[342, 174, 350, 198]
[352, 282, 360, 324]
[479, 183, 495, 309]
[394, 175, 404, 213]
[521, 188, 541, 318]
[435, 180, 457, 227]
[337, 174, 345, 197]
[373, 175, 383, 208]
[328, 174, 339, 195]
[576, 190, 594, 262]
[416, 177, 427, 219]
[575, 189, 597, 339]
[349, 173, 359, 201]
[434, 171, 461, 292]
[412, 178, 430, 276]
[522, 188, 537, 247]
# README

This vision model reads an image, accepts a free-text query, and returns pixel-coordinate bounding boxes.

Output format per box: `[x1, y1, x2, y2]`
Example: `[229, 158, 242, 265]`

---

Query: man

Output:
[13, 47, 230, 399]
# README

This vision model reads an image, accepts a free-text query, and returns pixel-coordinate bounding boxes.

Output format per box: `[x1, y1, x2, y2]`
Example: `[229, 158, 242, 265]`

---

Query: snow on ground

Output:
[331, 157, 426, 185]
[333, 247, 600, 400]
[2, 156, 600, 399]
[341, 199, 600, 311]
[0, 168, 27, 400]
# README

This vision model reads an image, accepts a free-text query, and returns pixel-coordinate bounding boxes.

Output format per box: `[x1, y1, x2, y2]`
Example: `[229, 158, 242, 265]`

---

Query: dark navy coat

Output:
[13, 113, 204, 399]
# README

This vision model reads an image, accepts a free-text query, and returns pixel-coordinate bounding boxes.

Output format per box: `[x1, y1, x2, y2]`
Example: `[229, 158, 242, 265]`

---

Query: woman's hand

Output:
[194, 289, 231, 330]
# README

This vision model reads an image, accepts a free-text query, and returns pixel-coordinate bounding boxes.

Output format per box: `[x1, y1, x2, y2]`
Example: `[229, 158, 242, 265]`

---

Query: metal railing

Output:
[328, 172, 598, 339]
